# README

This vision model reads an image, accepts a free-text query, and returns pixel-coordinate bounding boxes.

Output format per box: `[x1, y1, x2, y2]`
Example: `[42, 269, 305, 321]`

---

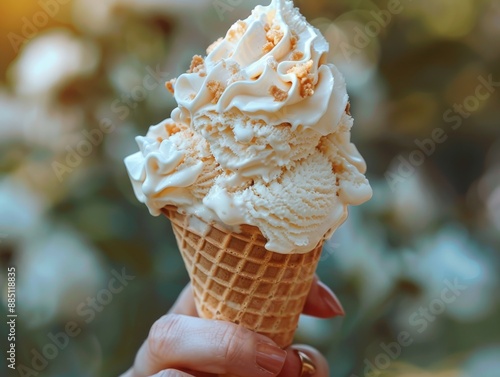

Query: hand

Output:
[121, 276, 344, 377]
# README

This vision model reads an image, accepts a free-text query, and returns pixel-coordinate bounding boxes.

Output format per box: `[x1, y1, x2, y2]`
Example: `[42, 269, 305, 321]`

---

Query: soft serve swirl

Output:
[174, 0, 346, 136]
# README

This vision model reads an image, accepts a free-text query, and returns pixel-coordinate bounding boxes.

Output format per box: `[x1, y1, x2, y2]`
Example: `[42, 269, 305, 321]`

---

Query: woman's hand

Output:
[122, 276, 344, 377]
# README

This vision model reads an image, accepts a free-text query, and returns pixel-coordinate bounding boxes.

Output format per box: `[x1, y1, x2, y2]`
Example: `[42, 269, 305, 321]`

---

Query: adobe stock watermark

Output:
[16, 268, 135, 376]
[213, 0, 244, 21]
[7, 0, 71, 53]
[385, 74, 499, 192]
[320, 242, 341, 262]
[339, 0, 413, 62]
[350, 278, 467, 377]
[51, 65, 169, 182]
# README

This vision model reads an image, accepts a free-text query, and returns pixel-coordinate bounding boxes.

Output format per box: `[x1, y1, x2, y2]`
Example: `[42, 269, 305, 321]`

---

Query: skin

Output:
[121, 276, 343, 377]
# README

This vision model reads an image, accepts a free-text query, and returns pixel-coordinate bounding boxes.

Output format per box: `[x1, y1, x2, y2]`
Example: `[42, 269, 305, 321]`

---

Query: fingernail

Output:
[318, 281, 345, 316]
[256, 341, 287, 375]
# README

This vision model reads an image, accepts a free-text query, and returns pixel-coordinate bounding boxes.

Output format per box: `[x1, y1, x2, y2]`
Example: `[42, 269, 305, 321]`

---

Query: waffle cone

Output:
[163, 206, 323, 349]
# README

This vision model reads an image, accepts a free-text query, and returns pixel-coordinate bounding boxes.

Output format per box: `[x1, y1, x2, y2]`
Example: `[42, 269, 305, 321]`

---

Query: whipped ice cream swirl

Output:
[175, 0, 346, 136]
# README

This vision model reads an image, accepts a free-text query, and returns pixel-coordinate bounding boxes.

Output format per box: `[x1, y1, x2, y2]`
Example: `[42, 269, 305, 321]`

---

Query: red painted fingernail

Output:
[256, 342, 287, 375]
[318, 281, 345, 316]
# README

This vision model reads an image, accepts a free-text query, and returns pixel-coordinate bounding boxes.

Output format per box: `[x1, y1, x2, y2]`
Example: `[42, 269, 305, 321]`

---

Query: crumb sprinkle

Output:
[333, 162, 346, 174]
[207, 80, 225, 104]
[291, 51, 304, 61]
[164, 122, 181, 135]
[223, 60, 241, 75]
[290, 31, 299, 50]
[269, 85, 289, 102]
[188, 55, 205, 75]
[263, 23, 284, 53]
[227, 20, 247, 42]
[287, 60, 315, 98]
[165, 78, 176, 95]
[263, 42, 274, 54]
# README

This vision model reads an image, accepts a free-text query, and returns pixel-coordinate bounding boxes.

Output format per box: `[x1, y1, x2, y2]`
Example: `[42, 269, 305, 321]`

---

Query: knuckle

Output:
[214, 323, 251, 364]
[147, 314, 183, 361]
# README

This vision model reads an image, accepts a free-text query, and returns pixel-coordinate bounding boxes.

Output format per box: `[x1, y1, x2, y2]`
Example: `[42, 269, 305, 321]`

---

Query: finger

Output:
[132, 314, 287, 377]
[302, 276, 345, 318]
[168, 284, 198, 317]
[278, 345, 329, 377]
[149, 370, 195, 377]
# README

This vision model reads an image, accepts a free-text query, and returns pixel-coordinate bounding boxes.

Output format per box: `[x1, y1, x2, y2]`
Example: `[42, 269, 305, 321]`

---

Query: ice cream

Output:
[125, 0, 372, 253]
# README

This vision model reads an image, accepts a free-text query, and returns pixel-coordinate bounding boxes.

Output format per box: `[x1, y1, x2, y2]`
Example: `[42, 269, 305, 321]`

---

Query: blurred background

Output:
[0, 0, 499, 376]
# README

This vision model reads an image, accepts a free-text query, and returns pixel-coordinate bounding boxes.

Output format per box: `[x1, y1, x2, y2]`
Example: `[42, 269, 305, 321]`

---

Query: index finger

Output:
[168, 284, 198, 317]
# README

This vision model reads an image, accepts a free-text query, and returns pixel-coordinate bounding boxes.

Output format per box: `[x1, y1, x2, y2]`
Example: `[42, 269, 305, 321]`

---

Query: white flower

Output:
[389, 172, 440, 232]
[460, 346, 500, 377]
[0, 90, 85, 150]
[10, 30, 99, 99]
[408, 226, 497, 322]
[0, 177, 46, 237]
[13, 224, 106, 328]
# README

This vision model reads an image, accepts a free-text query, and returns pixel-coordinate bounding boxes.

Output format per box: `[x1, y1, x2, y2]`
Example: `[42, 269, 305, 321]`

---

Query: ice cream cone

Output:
[163, 205, 323, 349]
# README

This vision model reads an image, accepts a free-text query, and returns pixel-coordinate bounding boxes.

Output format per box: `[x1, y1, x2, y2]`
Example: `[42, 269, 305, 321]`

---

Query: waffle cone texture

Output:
[163, 206, 323, 349]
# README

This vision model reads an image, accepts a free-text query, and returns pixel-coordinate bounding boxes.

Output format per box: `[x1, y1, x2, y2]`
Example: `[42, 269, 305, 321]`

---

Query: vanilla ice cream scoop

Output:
[125, 0, 372, 253]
